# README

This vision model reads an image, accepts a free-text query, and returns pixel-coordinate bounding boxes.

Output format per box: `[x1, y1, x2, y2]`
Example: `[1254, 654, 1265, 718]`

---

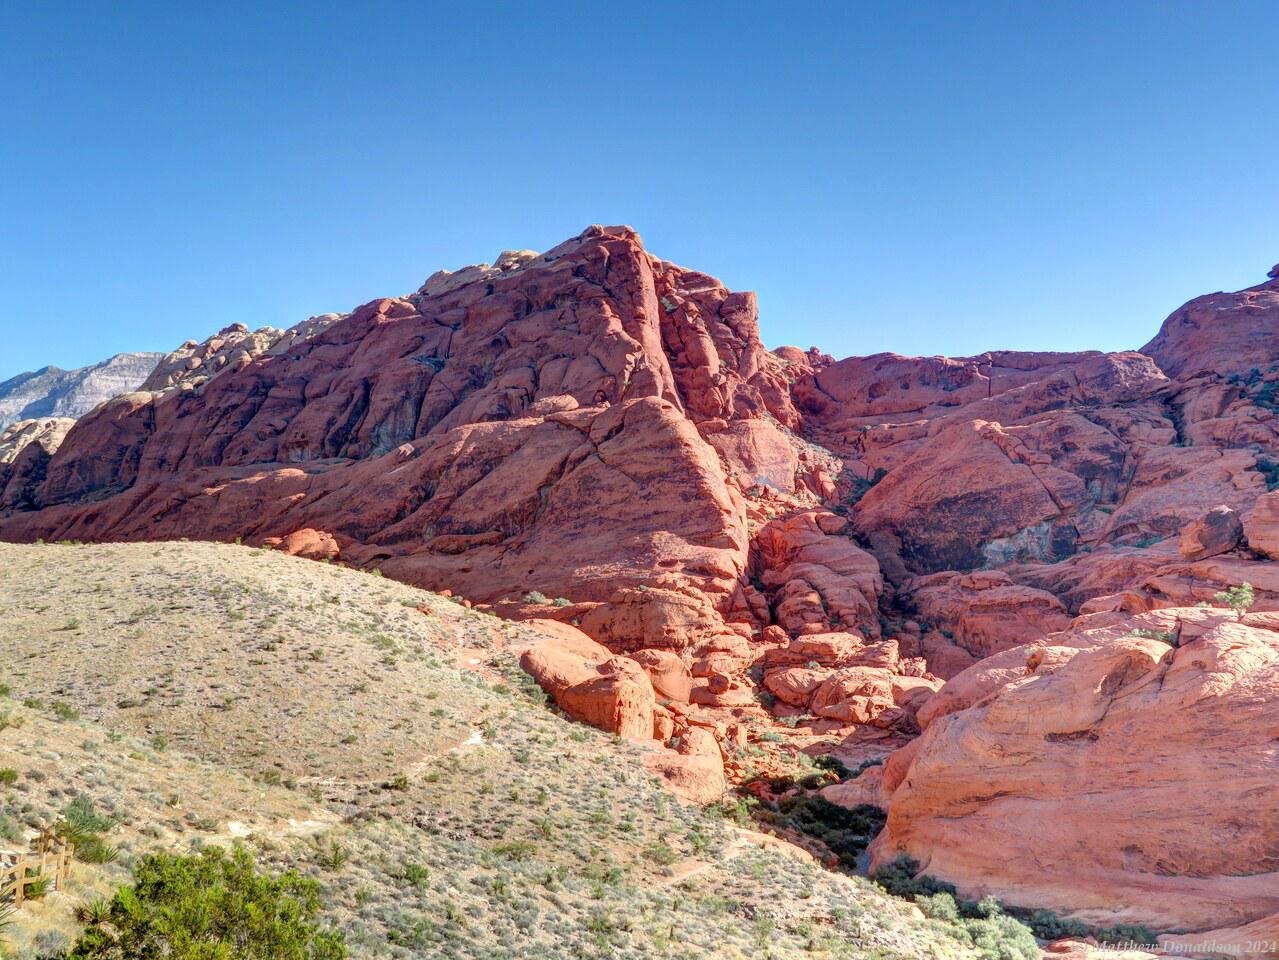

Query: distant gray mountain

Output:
[0, 352, 163, 429]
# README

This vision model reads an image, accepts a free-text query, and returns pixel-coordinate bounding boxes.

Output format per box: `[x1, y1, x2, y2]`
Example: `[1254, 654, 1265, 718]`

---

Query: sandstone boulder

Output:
[905, 570, 1071, 658]
[1178, 504, 1243, 560]
[753, 509, 883, 636]
[629, 648, 693, 703]
[275, 528, 341, 561]
[808, 668, 896, 725]
[558, 657, 656, 742]
[641, 746, 725, 803]
[517, 624, 655, 740]
[762, 666, 828, 706]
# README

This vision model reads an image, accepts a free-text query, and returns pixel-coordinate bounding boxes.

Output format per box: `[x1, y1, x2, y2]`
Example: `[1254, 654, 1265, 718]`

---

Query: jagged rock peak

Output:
[416, 225, 641, 298]
[142, 314, 344, 392]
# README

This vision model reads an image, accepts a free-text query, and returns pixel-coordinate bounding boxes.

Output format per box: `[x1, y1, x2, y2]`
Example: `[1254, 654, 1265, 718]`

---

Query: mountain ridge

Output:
[0, 351, 163, 430]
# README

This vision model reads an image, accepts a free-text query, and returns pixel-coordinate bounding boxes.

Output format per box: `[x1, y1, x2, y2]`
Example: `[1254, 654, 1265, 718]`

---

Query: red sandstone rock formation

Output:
[4, 234, 1275, 661]
[1, 228, 803, 646]
[1245, 490, 1279, 559]
[903, 569, 1072, 659]
[843, 607, 1279, 934]
[516, 619, 726, 801]
[4, 231, 1279, 930]
[1141, 273, 1279, 379]
[1178, 504, 1244, 560]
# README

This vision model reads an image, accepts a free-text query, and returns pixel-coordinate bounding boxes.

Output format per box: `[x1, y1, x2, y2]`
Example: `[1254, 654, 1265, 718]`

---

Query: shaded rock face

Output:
[0, 352, 163, 430]
[0, 418, 75, 511]
[834, 352, 1177, 577]
[860, 608, 1279, 933]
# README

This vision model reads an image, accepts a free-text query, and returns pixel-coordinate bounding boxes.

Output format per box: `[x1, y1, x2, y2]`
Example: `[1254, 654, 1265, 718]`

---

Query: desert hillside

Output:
[0, 541, 986, 960]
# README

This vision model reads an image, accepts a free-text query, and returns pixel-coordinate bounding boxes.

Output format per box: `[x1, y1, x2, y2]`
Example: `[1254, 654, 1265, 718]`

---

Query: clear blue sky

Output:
[2, 1, 1276, 376]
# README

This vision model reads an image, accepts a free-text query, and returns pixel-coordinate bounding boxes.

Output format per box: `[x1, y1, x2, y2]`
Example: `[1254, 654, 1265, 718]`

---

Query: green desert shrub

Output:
[767, 797, 885, 868]
[873, 856, 1150, 955]
[962, 911, 1040, 960]
[872, 855, 960, 900]
[1214, 582, 1255, 618]
[1129, 627, 1174, 642]
[873, 858, 1038, 958]
[54, 845, 346, 959]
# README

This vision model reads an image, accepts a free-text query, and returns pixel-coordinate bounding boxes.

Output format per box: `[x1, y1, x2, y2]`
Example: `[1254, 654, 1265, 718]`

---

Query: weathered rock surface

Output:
[903, 569, 1072, 659]
[517, 622, 657, 741]
[1244, 490, 1279, 559]
[1141, 273, 1279, 379]
[1178, 504, 1243, 560]
[855, 608, 1279, 933]
[515, 619, 728, 801]
[0, 228, 798, 649]
[0, 352, 163, 430]
[141, 317, 344, 393]
[1161, 913, 1279, 960]
[5, 241, 1277, 658]
[753, 509, 882, 636]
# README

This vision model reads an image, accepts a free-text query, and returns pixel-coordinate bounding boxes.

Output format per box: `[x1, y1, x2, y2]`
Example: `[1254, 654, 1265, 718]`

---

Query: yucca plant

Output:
[57, 796, 115, 846]
[24, 873, 52, 900]
[74, 836, 120, 865]
[74, 898, 113, 925]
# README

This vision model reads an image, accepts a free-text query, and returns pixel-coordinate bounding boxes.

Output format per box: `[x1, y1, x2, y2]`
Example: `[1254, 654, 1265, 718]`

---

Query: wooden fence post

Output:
[2, 835, 73, 906]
